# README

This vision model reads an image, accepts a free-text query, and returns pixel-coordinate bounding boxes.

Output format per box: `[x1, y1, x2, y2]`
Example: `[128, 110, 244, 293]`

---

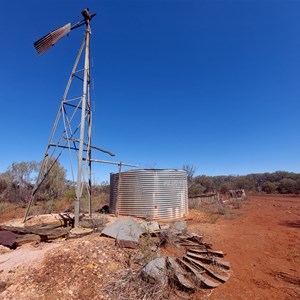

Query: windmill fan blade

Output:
[34, 23, 71, 56]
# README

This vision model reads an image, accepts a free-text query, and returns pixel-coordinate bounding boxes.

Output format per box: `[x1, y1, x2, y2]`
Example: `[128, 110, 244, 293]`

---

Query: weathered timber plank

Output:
[15, 234, 41, 247]
[0, 225, 71, 240]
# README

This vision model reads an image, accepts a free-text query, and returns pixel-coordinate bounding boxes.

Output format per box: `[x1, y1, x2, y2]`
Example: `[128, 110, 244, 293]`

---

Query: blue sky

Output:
[0, 0, 299, 182]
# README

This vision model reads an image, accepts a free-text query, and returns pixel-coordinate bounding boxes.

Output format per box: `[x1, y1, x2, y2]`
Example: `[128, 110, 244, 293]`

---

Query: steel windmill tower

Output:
[24, 9, 100, 226]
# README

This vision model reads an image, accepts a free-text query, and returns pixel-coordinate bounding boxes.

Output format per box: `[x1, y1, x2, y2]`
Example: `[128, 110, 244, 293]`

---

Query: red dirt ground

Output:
[188, 194, 300, 300]
[0, 194, 299, 299]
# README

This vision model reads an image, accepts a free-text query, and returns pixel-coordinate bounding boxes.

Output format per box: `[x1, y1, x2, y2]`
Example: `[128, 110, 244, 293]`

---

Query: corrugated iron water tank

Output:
[109, 169, 188, 220]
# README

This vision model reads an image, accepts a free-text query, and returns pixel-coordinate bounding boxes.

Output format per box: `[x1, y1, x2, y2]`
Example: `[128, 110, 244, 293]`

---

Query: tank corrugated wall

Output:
[109, 169, 188, 220]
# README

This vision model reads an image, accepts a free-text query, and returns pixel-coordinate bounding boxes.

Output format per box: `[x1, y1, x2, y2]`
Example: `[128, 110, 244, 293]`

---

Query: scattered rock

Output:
[101, 217, 144, 248]
[69, 227, 94, 238]
[0, 245, 11, 254]
[159, 224, 170, 231]
[0, 280, 7, 293]
[171, 220, 187, 235]
[140, 221, 160, 233]
[142, 257, 166, 283]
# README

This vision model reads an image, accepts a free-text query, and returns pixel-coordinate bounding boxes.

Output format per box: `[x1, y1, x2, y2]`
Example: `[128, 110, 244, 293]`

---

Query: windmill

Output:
[24, 8, 137, 226]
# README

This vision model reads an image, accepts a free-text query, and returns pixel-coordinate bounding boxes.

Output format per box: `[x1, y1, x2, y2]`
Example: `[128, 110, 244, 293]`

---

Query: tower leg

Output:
[74, 21, 91, 226]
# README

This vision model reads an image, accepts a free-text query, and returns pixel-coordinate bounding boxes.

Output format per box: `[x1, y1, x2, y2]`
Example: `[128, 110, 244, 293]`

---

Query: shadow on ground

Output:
[280, 220, 300, 228]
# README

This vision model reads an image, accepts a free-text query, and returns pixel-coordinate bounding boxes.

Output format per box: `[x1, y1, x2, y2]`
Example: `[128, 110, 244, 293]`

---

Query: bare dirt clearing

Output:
[189, 194, 300, 299]
[0, 194, 299, 299]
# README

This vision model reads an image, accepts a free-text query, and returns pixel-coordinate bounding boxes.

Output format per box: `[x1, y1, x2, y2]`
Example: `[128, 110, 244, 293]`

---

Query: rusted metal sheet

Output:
[167, 257, 195, 290]
[186, 251, 231, 270]
[169, 233, 231, 290]
[0, 231, 19, 248]
[184, 255, 230, 283]
[187, 248, 225, 257]
[0, 224, 71, 242]
[34, 23, 71, 56]
[177, 257, 220, 288]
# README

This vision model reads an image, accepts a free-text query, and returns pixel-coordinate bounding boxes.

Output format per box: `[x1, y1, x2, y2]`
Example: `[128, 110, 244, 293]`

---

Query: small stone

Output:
[0, 245, 11, 254]
[142, 257, 166, 283]
[0, 281, 7, 293]
[171, 221, 187, 235]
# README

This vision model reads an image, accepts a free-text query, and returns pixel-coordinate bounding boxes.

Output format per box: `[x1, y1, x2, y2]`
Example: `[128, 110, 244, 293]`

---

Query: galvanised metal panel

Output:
[109, 169, 188, 220]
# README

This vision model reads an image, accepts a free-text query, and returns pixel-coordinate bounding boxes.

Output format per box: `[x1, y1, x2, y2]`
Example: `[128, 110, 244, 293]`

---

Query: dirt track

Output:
[0, 194, 299, 299]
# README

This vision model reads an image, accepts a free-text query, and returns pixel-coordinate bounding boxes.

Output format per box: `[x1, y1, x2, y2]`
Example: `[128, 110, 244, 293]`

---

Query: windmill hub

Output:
[81, 8, 95, 21]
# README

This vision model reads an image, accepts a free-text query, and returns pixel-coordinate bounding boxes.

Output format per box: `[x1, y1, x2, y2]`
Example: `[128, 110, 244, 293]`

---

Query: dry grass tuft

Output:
[102, 267, 166, 300]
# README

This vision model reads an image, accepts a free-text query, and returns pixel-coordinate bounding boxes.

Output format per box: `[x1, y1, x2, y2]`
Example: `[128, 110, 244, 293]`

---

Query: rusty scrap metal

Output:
[34, 23, 71, 55]
[187, 248, 225, 257]
[34, 9, 96, 56]
[142, 230, 231, 291]
[0, 231, 19, 248]
[165, 233, 231, 290]
[186, 251, 231, 270]
[177, 257, 220, 288]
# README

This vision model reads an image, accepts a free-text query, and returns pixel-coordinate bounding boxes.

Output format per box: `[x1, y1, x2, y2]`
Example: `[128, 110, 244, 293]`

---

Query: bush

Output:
[36, 158, 67, 201]
[278, 178, 298, 194]
[262, 181, 277, 194]
[64, 188, 76, 200]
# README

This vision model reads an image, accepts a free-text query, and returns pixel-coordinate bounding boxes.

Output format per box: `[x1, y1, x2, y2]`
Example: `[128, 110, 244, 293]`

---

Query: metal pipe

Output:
[84, 158, 138, 167]
[65, 138, 115, 156]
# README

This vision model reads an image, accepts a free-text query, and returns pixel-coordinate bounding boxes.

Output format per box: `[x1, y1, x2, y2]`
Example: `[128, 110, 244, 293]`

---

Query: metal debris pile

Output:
[0, 214, 71, 248]
[101, 217, 231, 292]
[0, 213, 105, 249]
[140, 233, 231, 292]
[167, 233, 230, 289]
[0, 214, 231, 296]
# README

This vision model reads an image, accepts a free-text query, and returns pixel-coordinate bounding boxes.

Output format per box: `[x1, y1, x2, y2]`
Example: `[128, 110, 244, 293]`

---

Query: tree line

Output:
[0, 160, 66, 203]
[0, 160, 110, 204]
[183, 165, 300, 197]
[1, 161, 299, 203]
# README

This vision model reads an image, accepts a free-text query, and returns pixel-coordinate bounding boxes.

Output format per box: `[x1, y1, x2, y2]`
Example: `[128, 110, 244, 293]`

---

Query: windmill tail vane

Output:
[33, 8, 96, 56]
[34, 23, 71, 56]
